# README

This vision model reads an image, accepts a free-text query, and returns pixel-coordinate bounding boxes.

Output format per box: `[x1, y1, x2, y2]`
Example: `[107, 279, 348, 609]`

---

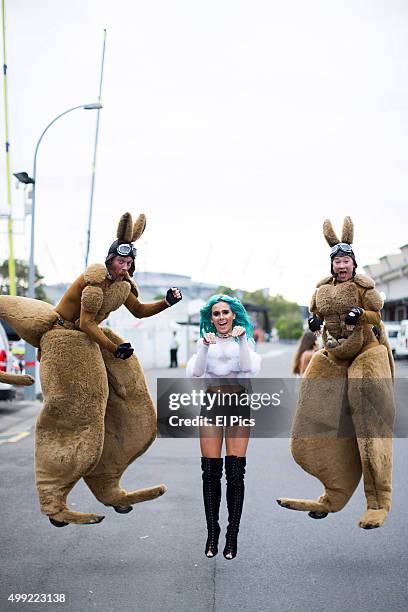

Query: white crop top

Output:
[186, 335, 262, 378]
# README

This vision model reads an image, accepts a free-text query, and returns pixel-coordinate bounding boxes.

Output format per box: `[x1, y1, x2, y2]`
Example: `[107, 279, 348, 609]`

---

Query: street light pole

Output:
[85, 29, 107, 268]
[23, 102, 102, 399]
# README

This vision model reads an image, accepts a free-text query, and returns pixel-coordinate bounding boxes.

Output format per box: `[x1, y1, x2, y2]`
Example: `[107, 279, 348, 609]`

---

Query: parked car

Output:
[0, 320, 16, 400]
[395, 320, 408, 359]
[383, 321, 401, 356]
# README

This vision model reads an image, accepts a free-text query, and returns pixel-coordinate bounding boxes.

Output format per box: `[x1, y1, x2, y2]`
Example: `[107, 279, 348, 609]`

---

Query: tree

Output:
[0, 259, 49, 301]
[213, 286, 236, 297]
[242, 289, 301, 329]
[206, 285, 304, 336]
[275, 313, 304, 340]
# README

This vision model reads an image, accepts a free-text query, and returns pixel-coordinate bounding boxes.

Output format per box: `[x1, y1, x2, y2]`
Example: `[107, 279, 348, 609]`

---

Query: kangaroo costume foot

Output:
[276, 498, 330, 514]
[116, 484, 167, 505]
[48, 509, 105, 526]
[0, 372, 35, 386]
[358, 508, 388, 530]
[105, 484, 168, 512]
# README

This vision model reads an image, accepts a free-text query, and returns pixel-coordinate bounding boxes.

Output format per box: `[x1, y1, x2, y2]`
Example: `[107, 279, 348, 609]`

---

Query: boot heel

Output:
[205, 523, 221, 557]
[223, 529, 238, 560]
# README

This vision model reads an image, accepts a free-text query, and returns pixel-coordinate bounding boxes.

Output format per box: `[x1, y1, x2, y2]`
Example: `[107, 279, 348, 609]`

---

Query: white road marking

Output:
[260, 349, 291, 358]
[0, 431, 30, 445]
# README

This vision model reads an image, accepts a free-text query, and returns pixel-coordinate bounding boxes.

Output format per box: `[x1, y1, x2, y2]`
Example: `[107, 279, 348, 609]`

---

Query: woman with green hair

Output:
[186, 294, 261, 560]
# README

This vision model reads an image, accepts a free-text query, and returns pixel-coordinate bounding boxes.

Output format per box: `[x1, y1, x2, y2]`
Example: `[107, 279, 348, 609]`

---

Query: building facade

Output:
[364, 244, 408, 321]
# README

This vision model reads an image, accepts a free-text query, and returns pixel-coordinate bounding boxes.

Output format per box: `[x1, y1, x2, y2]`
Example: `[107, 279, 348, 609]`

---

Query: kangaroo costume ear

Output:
[105, 212, 146, 278]
[132, 214, 147, 242]
[341, 216, 354, 244]
[324, 216, 357, 276]
[117, 212, 134, 242]
[323, 219, 340, 247]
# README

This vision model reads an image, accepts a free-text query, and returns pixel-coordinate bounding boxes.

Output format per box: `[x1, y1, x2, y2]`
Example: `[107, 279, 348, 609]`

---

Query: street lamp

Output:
[13, 172, 35, 185]
[14, 102, 102, 399]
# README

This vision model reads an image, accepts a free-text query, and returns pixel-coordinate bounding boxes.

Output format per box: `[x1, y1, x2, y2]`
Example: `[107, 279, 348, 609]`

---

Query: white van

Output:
[0, 320, 16, 400]
[383, 321, 401, 356]
[395, 320, 408, 359]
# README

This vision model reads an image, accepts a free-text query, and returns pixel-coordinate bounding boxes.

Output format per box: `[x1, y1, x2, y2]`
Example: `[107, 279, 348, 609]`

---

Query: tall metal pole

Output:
[85, 28, 107, 268]
[25, 103, 101, 399]
[1, 0, 16, 295]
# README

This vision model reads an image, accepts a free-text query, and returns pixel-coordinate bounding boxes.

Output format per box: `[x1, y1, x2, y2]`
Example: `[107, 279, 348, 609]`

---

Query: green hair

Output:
[199, 294, 254, 342]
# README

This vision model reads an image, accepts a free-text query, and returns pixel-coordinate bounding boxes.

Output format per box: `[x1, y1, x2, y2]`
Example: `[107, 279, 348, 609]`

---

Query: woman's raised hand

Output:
[203, 332, 217, 345]
[230, 326, 246, 338]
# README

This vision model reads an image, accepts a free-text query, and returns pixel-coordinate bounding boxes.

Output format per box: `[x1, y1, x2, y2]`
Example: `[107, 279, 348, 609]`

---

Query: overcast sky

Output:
[0, 0, 407, 304]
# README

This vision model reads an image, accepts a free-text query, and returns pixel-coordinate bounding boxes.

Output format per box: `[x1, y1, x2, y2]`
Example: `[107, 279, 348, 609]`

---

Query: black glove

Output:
[344, 307, 364, 326]
[165, 287, 182, 306]
[308, 314, 323, 332]
[114, 342, 134, 360]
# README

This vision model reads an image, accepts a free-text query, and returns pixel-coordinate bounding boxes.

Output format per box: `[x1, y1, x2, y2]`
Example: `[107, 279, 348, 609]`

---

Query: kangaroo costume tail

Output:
[0, 296, 56, 387]
[0, 296, 57, 348]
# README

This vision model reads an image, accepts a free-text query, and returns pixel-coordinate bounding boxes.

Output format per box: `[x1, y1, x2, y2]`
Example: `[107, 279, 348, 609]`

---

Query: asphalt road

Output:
[1, 343, 407, 612]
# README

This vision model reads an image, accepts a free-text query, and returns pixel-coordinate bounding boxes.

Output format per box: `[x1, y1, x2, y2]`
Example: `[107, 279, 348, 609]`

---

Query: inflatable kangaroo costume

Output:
[0, 212, 182, 527]
[277, 217, 395, 529]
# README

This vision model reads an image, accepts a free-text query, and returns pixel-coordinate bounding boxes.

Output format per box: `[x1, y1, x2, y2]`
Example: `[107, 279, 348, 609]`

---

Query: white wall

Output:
[107, 300, 200, 369]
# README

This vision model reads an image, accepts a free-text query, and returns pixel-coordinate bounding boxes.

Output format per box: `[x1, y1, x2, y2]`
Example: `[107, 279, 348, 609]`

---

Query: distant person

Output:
[292, 331, 318, 376]
[169, 331, 179, 368]
[253, 327, 264, 343]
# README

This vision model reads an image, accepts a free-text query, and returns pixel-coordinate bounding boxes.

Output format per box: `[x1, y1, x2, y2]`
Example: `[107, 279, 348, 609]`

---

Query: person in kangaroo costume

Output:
[0, 212, 182, 527]
[277, 216, 395, 530]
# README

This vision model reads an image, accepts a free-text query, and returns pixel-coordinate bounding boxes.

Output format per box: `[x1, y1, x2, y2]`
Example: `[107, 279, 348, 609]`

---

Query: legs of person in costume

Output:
[347, 345, 394, 529]
[277, 350, 362, 517]
[36, 328, 109, 526]
[83, 328, 167, 511]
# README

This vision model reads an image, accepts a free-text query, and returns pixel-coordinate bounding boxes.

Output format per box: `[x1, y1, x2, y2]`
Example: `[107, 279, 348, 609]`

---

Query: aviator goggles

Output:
[115, 243, 137, 258]
[330, 243, 354, 257]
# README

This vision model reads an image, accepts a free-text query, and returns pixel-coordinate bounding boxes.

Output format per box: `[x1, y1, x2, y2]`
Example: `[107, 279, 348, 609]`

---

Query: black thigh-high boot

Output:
[201, 457, 223, 557]
[224, 455, 246, 560]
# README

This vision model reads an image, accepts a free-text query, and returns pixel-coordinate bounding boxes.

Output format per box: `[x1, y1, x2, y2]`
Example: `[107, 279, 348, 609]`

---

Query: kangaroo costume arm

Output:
[356, 278, 383, 327]
[79, 307, 117, 354]
[309, 289, 324, 320]
[124, 292, 169, 318]
[360, 310, 381, 326]
[56, 271, 118, 354]
[79, 285, 117, 354]
[122, 271, 169, 318]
